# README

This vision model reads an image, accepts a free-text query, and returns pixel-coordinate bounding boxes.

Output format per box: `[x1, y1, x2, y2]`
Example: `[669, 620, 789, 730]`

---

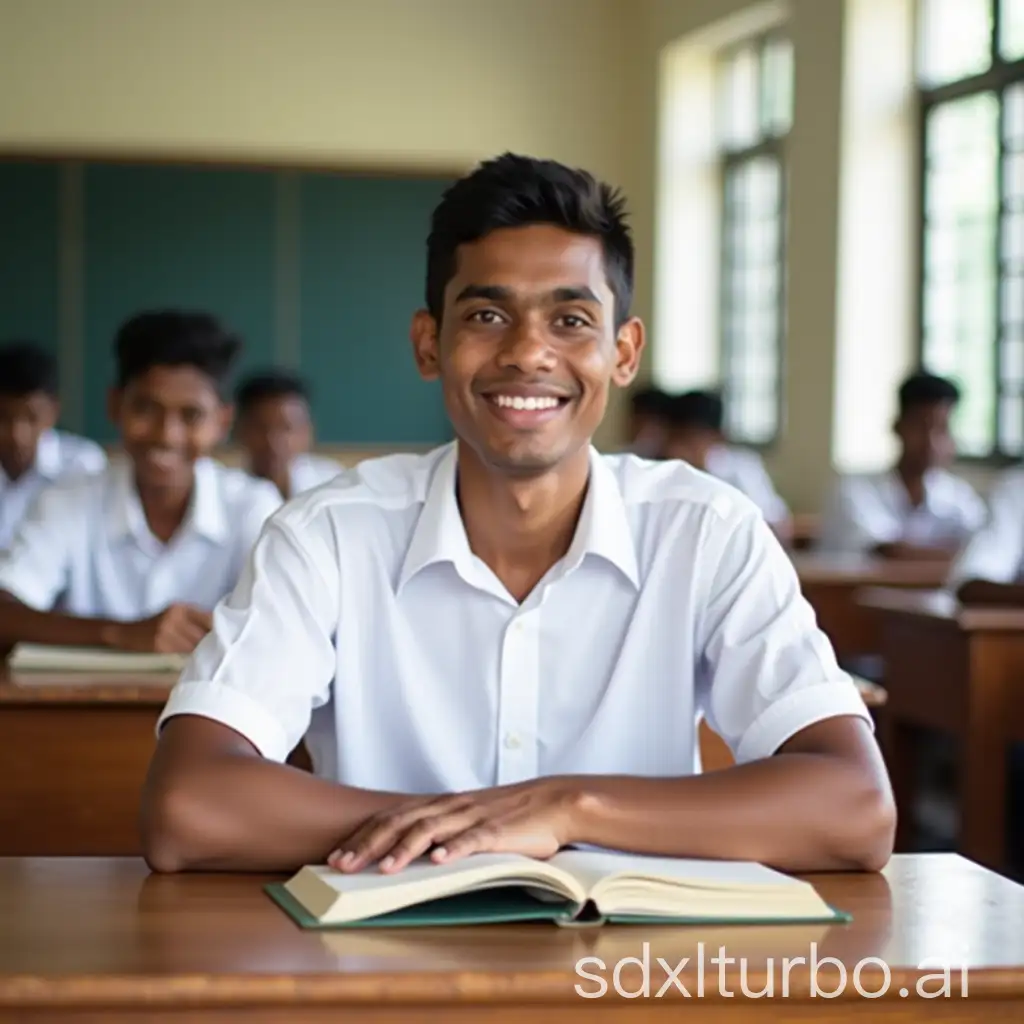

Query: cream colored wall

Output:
[0, 0, 641, 450]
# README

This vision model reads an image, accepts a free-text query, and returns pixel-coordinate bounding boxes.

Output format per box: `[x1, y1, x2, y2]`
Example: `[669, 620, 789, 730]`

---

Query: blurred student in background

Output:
[0, 311, 281, 654]
[663, 389, 792, 542]
[0, 342, 106, 550]
[234, 370, 342, 499]
[625, 384, 672, 458]
[819, 372, 985, 560]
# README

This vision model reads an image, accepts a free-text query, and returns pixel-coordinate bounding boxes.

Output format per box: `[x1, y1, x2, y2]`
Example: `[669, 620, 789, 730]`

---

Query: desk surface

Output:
[857, 587, 1024, 631]
[791, 553, 951, 586]
[0, 854, 1021, 1013]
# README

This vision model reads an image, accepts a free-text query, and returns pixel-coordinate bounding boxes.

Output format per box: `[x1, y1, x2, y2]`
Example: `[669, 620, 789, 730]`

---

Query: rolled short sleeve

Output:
[947, 473, 1024, 588]
[157, 517, 338, 762]
[0, 483, 76, 609]
[697, 510, 871, 763]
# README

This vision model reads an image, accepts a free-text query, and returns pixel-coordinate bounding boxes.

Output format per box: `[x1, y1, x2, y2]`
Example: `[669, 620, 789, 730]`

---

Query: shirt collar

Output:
[33, 430, 63, 480]
[887, 466, 950, 512]
[396, 443, 640, 595]
[106, 457, 229, 545]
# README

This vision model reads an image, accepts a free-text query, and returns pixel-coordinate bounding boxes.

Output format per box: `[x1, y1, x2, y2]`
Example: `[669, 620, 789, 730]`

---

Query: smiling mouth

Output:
[483, 392, 572, 428]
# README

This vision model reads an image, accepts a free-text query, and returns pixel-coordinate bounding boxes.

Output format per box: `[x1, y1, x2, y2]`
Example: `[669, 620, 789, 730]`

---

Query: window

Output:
[716, 33, 793, 446]
[918, 0, 1024, 457]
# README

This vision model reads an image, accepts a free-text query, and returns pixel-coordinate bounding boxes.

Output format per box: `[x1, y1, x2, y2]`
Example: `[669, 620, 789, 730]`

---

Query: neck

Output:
[136, 472, 194, 544]
[253, 461, 291, 500]
[895, 457, 927, 505]
[456, 440, 591, 603]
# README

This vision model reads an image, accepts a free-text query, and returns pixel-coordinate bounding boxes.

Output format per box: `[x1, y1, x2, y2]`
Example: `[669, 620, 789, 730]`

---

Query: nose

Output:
[496, 317, 557, 375]
[153, 411, 187, 448]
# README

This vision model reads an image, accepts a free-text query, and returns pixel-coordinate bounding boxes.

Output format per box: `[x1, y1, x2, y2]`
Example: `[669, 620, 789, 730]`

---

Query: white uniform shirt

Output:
[0, 457, 281, 618]
[158, 444, 869, 792]
[819, 468, 986, 554]
[0, 429, 106, 549]
[947, 469, 1024, 588]
[289, 454, 343, 495]
[705, 446, 789, 525]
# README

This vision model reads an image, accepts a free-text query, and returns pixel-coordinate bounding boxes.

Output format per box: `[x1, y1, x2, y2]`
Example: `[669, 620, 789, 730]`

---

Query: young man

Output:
[662, 389, 792, 541]
[142, 154, 894, 875]
[946, 467, 1024, 605]
[624, 384, 672, 458]
[234, 370, 342, 499]
[819, 372, 985, 559]
[0, 311, 281, 654]
[0, 342, 106, 550]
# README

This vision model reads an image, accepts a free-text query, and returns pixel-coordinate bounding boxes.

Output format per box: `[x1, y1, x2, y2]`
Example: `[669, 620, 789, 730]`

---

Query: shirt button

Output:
[503, 733, 522, 750]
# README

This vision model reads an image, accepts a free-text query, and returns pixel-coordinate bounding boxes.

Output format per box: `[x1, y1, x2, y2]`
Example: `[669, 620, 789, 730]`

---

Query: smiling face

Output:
[108, 365, 232, 492]
[411, 224, 644, 476]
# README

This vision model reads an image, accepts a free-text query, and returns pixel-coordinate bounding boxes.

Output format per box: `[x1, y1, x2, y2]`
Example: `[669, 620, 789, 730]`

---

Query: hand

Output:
[106, 604, 213, 654]
[328, 778, 584, 874]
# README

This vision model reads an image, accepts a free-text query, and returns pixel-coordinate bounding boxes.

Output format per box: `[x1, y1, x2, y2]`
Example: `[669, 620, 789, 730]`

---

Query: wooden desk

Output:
[0, 854, 1021, 1021]
[793, 554, 949, 663]
[0, 670, 173, 857]
[858, 588, 1024, 872]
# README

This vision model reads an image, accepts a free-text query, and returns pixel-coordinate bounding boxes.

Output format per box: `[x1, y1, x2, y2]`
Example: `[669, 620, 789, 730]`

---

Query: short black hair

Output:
[235, 369, 310, 414]
[666, 390, 725, 433]
[114, 310, 241, 394]
[0, 341, 58, 398]
[426, 152, 634, 327]
[897, 371, 960, 417]
[630, 385, 672, 417]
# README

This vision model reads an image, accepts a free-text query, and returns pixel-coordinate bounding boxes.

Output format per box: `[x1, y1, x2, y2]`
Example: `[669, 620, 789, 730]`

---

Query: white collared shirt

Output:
[289, 454, 343, 495]
[0, 429, 106, 550]
[947, 469, 1024, 587]
[704, 445, 789, 525]
[158, 444, 869, 792]
[818, 467, 986, 553]
[0, 457, 281, 618]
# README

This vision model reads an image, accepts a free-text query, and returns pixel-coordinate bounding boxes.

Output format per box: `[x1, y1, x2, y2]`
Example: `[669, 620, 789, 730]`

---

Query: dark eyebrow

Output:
[552, 286, 601, 304]
[454, 284, 513, 303]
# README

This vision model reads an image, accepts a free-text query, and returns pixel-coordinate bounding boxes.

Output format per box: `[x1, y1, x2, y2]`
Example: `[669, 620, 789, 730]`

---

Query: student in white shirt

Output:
[947, 467, 1024, 605]
[819, 372, 985, 559]
[662, 389, 793, 542]
[0, 342, 106, 550]
[0, 311, 281, 654]
[142, 153, 894, 876]
[624, 385, 672, 458]
[234, 370, 342, 499]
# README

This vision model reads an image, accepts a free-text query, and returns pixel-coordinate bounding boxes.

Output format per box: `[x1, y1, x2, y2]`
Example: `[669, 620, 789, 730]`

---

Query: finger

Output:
[378, 807, 487, 873]
[330, 796, 474, 871]
[184, 607, 214, 632]
[432, 823, 500, 865]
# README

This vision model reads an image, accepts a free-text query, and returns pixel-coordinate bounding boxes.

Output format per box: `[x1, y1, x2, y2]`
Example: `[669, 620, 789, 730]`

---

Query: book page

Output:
[7, 644, 187, 673]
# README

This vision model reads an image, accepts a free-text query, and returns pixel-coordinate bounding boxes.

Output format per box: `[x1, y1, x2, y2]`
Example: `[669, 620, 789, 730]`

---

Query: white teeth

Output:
[493, 395, 561, 410]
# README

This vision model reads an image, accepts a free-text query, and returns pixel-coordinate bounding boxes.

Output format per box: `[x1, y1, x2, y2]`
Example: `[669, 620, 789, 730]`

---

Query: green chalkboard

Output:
[298, 172, 454, 443]
[81, 164, 277, 440]
[0, 162, 60, 356]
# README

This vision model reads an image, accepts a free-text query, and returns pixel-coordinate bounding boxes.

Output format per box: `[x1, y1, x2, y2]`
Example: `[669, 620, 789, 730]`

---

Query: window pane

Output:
[760, 36, 793, 136]
[718, 45, 759, 149]
[999, 392, 1024, 454]
[1000, 0, 1024, 59]
[918, 0, 993, 87]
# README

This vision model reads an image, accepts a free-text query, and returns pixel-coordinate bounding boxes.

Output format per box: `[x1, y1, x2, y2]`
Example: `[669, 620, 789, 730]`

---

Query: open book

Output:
[268, 851, 847, 929]
[6, 643, 187, 673]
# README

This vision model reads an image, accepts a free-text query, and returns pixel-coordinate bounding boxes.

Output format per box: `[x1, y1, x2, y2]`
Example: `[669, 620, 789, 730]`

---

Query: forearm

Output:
[141, 744, 406, 873]
[872, 541, 953, 562]
[568, 754, 894, 873]
[957, 579, 1024, 606]
[0, 594, 119, 648]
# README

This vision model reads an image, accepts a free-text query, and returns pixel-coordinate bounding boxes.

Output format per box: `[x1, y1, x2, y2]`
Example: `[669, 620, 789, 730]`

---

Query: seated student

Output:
[624, 384, 672, 458]
[662, 389, 792, 541]
[0, 311, 281, 654]
[0, 341, 106, 550]
[819, 372, 985, 559]
[946, 467, 1024, 605]
[142, 153, 894, 876]
[234, 370, 342, 499]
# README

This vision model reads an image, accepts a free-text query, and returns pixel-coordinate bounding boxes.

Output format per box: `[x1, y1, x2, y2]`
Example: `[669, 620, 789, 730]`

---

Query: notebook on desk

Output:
[267, 851, 849, 929]
[6, 644, 187, 673]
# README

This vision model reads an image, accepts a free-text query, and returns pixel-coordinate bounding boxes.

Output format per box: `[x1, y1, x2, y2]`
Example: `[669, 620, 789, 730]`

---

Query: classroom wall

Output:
[0, 0, 641, 450]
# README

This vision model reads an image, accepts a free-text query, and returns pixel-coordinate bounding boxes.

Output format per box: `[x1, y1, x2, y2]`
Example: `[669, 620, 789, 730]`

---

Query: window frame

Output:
[716, 31, 791, 450]
[915, 0, 1024, 462]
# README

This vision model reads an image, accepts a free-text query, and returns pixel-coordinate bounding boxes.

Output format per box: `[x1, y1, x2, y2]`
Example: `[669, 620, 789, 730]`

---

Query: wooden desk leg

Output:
[878, 709, 918, 853]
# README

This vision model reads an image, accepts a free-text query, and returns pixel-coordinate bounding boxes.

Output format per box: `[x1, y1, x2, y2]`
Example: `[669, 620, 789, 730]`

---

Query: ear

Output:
[410, 309, 441, 382]
[106, 388, 123, 426]
[610, 317, 646, 389]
